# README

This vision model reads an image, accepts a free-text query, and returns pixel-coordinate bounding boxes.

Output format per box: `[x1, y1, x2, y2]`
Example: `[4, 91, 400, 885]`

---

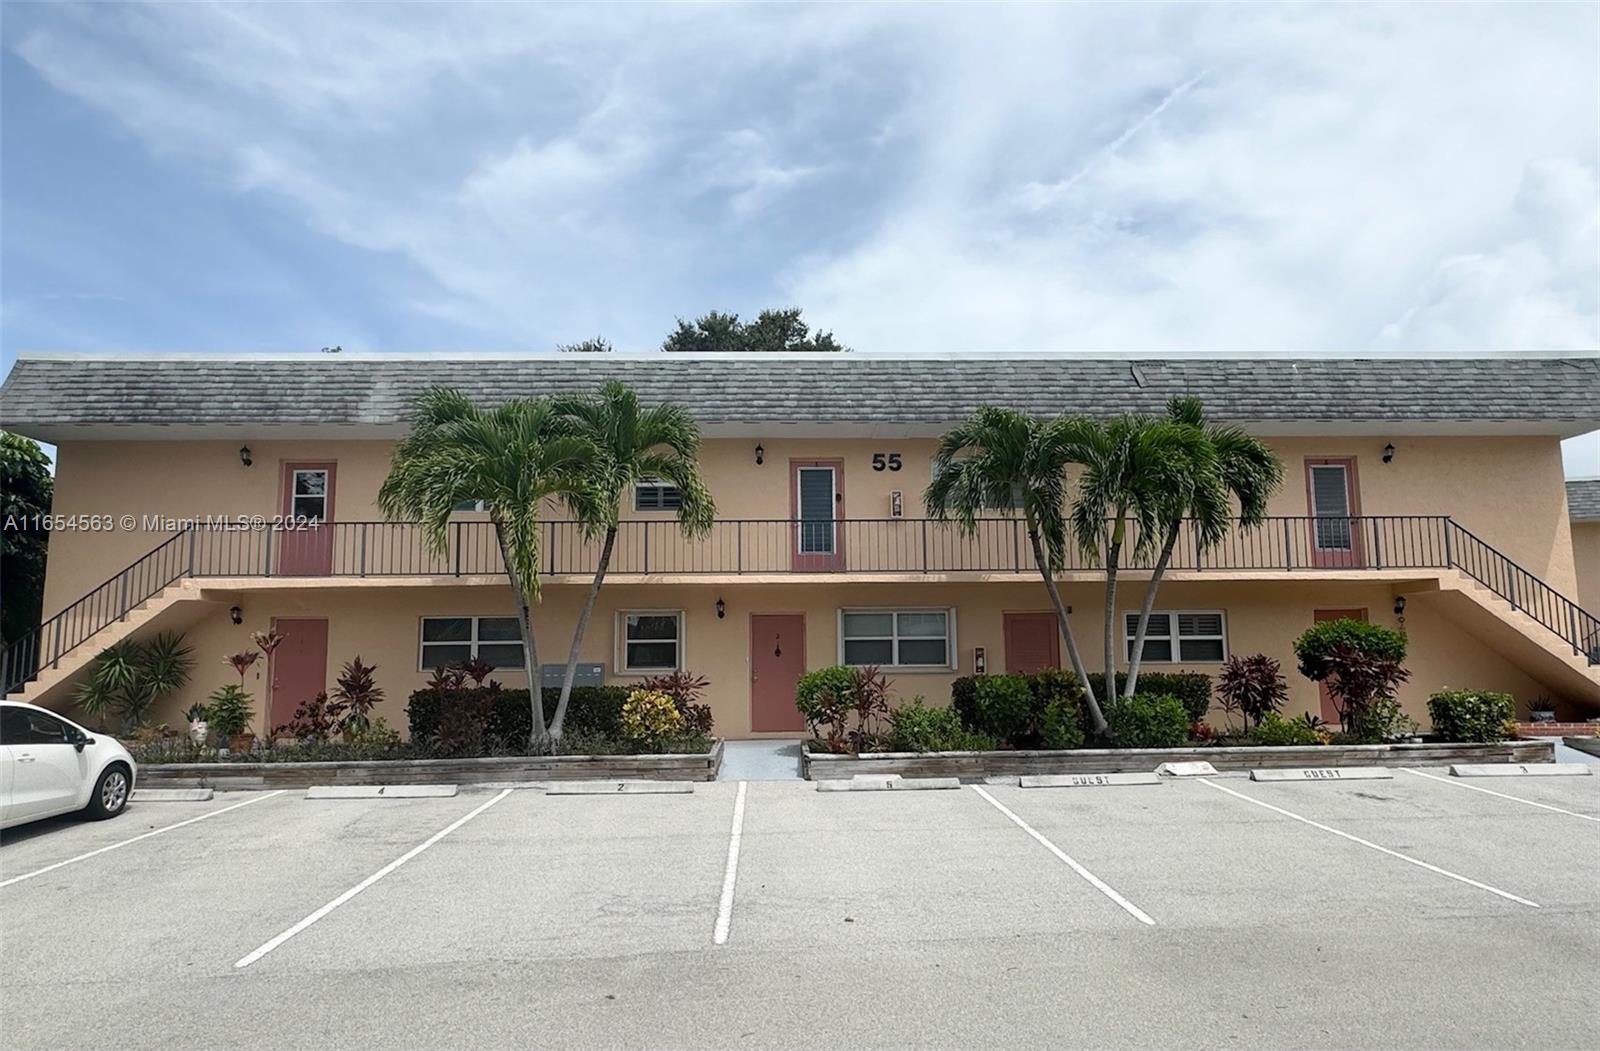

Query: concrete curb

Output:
[1249, 767, 1393, 782]
[131, 788, 215, 802]
[305, 785, 460, 799]
[1450, 763, 1591, 778]
[545, 781, 695, 795]
[1020, 773, 1162, 788]
[816, 777, 961, 792]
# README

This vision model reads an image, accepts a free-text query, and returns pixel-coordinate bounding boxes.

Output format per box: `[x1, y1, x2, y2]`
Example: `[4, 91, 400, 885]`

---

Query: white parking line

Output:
[234, 788, 512, 969]
[1199, 779, 1539, 908]
[0, 791, 285, 889]
[1404, 768, 1600, 823]
[712, 781, 748, 945]
[970, 785, 1155, 925]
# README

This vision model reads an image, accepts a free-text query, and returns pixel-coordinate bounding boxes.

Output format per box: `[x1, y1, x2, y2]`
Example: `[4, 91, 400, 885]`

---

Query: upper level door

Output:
[1306, 457, 1362, 567]
[279, 462, 336, 575]
[791, 459, 844, 571]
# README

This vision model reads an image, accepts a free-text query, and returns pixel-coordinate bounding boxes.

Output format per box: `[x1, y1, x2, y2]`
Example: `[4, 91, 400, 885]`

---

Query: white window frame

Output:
[633, 479, 683, 513]
[418, 615, 525, 671]
[452, 499, 487, 513]
[290, 468, 330, 523]
[795, 465, 839, 554]
[1123, 609, 1228, 664]
[837, 607, 958, 671]
[615, 609, 685, 674]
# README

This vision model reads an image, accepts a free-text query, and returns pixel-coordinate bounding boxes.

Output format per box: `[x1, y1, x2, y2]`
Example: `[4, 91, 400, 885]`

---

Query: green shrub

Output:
[1087, 671, 1212, 723]
[795, 665, 892, 753]
[795, 666, 858, 726]
[1293, 619, 1407, 680]
[1038, 699, 1085, 750]
[1105, 693, 1189, 749]
[1427, 689, 1515, 743]
[205, 683, 255, 739]
[406, 685, 629, 744]
[888, 698, 996, 752]
[1293, 620, 1410, 738]
[950, 675, 980, 730]
[1250, 711, 1321, 746]
[1347, 695, 1417, 744]
[968, 675, 1035, 742]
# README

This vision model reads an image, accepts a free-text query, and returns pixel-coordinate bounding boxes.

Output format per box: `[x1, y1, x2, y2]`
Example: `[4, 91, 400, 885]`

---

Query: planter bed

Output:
[1562, 736, 1600, 759]
[140, 740, 723, 789]
[801, 739, 1553, 781]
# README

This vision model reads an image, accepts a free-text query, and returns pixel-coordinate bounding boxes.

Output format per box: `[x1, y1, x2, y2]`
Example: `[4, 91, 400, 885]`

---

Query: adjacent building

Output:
[3, 350, 1598, 737]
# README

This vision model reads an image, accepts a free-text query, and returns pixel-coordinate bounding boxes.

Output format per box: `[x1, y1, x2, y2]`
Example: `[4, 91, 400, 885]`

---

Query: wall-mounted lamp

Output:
[229, 605, 244, 625]
[973, 646, 986, 676]
[1393, 595, 1407, 618]
[715, 597, 726, 620]
[239, 445, 253, 467]
[754, 444, 765, 466]
[1382, 443, 1395, 464]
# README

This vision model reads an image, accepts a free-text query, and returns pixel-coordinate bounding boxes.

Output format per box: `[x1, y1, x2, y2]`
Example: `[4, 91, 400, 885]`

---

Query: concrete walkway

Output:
[718, 739, 803, 780]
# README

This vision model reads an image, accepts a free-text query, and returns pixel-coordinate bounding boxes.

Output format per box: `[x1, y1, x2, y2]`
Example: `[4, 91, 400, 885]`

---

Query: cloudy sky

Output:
[2, 3, 1596, 471]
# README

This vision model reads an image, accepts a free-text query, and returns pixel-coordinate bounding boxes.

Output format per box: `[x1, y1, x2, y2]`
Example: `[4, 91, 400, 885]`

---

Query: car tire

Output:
[85, 764, 132, 820]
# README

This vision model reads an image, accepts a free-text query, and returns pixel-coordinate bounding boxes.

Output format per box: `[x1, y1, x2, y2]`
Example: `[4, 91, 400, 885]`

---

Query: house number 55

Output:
[871, 453, 903, 472]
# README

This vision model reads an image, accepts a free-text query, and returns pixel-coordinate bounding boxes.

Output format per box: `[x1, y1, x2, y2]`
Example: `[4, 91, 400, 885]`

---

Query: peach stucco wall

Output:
[1573, 521, 1600, 612]
[40, 433, 1580, 617]
[121, 574, 1571, 740]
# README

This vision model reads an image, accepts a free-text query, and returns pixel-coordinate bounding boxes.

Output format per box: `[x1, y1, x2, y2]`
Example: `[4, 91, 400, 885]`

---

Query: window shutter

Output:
[1310, 466, 1350, 517]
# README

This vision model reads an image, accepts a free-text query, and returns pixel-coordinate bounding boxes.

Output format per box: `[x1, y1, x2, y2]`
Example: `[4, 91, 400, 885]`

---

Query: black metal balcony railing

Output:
[4, 515, 1598, 695]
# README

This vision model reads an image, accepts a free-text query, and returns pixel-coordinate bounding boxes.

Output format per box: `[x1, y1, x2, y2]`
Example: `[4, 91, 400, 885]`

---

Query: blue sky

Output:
[2, 3, 1597, 472]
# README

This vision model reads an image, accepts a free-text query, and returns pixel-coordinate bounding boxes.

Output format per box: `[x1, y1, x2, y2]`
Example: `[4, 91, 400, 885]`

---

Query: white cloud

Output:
[8, 1, 1597, 365]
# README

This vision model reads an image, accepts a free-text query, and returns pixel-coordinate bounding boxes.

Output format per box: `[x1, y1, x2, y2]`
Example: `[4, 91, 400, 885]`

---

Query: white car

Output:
[0, 701, 136, 830]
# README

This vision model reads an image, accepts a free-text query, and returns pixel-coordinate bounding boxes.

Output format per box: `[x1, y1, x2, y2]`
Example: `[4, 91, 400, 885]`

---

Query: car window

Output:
[0, 707, 29, 744]
[22, 710, 72, 745]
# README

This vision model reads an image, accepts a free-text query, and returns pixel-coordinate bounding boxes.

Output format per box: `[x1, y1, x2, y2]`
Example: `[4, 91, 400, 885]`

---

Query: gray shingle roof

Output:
[1570, 480, 1600, 521]
[2, 353, 1597, 436]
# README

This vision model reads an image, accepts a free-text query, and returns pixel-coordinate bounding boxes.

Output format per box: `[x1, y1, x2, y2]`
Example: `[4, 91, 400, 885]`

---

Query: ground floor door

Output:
[1312, 608, 1366, 724]
[750, 613, 807, 733]
[1003, 611, 1060, 674]
[269, 618, 329, 733]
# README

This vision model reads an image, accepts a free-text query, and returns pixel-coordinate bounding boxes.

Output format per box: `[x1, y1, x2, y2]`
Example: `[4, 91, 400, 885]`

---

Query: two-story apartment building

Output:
[2, 351, 1598, 738]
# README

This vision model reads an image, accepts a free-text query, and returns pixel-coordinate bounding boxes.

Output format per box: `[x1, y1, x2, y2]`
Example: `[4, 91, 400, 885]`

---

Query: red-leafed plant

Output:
[459, 657, 496, 686]
[1217, 654, 1289, 731]
[251, 630, 287, 658]
[333, 657, 385, 735]
[225, 651, 259, 684]
[641, 670, 714, 736]
[273, 692, 346, 743]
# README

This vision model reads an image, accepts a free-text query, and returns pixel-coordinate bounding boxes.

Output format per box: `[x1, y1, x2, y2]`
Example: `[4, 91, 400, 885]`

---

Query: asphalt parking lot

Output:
[2, 768, 1596, 1051]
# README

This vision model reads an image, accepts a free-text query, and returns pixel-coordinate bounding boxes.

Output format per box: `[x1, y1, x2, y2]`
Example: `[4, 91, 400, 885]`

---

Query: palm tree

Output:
[546, 380, 714, 738]
[1121, 397, 1283, 698]
[1067, 413, 1201, 699]
[378, 387, 599, 747]
[925, 407, 1109, 736]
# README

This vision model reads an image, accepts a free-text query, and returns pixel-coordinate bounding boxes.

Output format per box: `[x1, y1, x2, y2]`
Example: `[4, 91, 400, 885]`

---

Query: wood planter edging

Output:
[140, 739, 723, 789]
[801, 739, 1553, 780]
[1561, 736, 1600, 759]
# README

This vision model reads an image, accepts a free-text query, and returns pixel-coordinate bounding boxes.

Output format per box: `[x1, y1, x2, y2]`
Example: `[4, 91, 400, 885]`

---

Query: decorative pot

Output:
[189, 720, 209, 745]
[228, 733, 257, 754]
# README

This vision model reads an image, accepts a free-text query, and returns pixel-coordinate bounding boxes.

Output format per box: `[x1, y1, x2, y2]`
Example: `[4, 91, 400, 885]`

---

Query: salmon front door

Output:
[1306, 458, 1362, 568]
[1004, 612, 1060, 674]
[280, 462, 336, 575]
[791, 460, 844, 572]
[750, 613, 807, 733]
[1312, 608, 1366, 724]
[269, 618, 329, 733]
